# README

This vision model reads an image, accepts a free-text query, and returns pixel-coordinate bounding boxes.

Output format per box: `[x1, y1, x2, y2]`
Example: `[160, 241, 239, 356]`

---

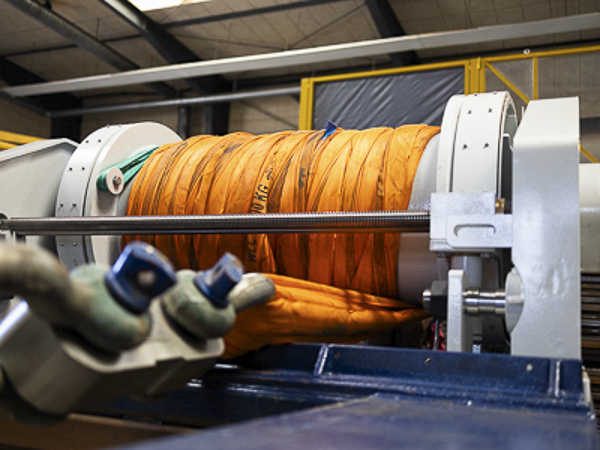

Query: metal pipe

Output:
[4, 13, 599, 97]
[464, 289, 506, 316]
[51, 87, 301, 118]
[0, 211, 430, 236]
[177, 105, 190, 139]
[432, 319, 440, 351]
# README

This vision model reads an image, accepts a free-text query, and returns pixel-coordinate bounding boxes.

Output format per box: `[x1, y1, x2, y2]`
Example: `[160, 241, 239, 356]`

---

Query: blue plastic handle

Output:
[194, 252, 244, 308]
[105, 242, 177, 313]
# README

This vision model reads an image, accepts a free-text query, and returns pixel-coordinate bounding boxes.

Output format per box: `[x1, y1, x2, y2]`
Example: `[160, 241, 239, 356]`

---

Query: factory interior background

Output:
[0, 1, 600, 449]
[0, 0, 598, 157]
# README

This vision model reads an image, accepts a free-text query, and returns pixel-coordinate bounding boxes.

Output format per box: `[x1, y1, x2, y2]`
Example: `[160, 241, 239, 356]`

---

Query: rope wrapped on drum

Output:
[124, 124, 439, 357]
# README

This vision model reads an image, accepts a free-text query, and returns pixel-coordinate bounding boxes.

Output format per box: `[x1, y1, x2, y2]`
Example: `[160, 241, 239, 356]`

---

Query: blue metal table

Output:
[98, 343, 597, 449]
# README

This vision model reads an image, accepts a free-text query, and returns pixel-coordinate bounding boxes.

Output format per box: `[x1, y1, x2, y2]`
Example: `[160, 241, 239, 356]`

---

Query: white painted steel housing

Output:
[54, 123, 180, 270]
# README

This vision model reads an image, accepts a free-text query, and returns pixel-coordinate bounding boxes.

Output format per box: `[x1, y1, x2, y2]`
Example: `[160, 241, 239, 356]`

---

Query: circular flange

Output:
[505, 267, 524, 333]
[436, 91, 517, 196]
[436, 94, 465, 194]
[399, 92, 518, 307]
[55, 122, 181, 270]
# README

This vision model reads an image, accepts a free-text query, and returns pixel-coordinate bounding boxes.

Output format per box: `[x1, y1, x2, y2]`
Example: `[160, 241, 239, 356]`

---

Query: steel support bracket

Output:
[510, 98, 581, 359]
[431, 191, 510, 253]
[446, 269, 474, 352]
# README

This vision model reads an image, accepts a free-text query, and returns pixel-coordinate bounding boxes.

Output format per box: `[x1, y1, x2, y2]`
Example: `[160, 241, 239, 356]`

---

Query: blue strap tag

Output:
[322, 120, 338, 140]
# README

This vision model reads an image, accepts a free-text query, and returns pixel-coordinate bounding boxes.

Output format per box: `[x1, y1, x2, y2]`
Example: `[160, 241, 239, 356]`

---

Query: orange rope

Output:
[124, 124, 439, 357]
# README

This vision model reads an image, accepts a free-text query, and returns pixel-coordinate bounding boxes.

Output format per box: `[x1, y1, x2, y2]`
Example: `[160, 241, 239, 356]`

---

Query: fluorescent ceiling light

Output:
[129, 0, 210, 11]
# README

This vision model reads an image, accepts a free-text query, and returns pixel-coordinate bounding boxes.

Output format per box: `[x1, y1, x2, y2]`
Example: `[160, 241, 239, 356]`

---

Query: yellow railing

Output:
[298, 44, 600, 162]
[477, 45, 600, 162]
[0, 130, 42, 150]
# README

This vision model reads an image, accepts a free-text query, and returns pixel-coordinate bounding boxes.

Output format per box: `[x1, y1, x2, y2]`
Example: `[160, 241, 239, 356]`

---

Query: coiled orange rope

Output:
[124, 124, 439, 357]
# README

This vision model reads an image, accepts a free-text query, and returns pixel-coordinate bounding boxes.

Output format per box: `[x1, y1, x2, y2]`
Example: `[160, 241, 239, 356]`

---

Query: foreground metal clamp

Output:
[161, 253, 275, 340]
[0, 242, 275, 420]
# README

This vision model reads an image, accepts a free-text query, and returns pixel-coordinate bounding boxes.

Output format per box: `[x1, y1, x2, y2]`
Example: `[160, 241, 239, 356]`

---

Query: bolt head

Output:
[194, 252, 244, 308]
[105, 242, 177, 314]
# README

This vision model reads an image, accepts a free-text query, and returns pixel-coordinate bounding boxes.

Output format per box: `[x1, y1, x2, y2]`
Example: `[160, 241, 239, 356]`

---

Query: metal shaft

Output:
[464, 289, 506, 316]
[0, 211, 430, 236]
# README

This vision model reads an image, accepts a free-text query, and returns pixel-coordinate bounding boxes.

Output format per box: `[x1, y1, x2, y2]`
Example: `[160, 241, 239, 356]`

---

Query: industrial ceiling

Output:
[0, 0, 599, 132]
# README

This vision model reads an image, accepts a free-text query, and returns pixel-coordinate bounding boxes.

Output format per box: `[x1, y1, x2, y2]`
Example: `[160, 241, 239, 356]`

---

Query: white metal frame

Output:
[510, 98, 581, 359]
[55, 123, 180, 269]
[433, 93, 582, 359]
[0, 139, 77, 249]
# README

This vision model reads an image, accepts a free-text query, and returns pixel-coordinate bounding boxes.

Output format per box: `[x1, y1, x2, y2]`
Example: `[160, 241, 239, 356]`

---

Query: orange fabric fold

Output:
[222, 274, 431, 359]
[124, 124, 440, 356]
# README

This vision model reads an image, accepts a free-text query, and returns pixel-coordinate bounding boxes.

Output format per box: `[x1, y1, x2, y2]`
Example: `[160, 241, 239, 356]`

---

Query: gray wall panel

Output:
[312, 68, 464, 129]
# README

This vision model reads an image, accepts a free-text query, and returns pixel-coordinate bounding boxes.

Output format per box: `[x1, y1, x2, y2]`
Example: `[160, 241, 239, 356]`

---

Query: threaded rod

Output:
[0, 211, 430, 236]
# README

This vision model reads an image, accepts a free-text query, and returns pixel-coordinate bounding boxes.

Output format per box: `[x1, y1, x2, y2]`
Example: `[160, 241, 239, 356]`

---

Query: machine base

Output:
[88, 343, 597, 449]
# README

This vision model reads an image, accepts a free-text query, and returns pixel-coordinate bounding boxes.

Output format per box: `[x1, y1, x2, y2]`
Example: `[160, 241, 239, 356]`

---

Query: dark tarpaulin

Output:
[312, 68, 464, 130]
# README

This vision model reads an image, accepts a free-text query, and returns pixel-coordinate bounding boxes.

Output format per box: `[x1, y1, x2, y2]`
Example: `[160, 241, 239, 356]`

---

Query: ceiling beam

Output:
[204, 36, 600, 90]
[4, 13, 600, 97]
[0, 56, 79, 112]
[163, 0, 349, 29]
[99, 0, 231, 133]
[364, 0, 418, 66]
[1, 0, 350, 59]
[3, 0, 176, 98]
[98, 0, 229, 94]
[51, 87, 301, 118]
